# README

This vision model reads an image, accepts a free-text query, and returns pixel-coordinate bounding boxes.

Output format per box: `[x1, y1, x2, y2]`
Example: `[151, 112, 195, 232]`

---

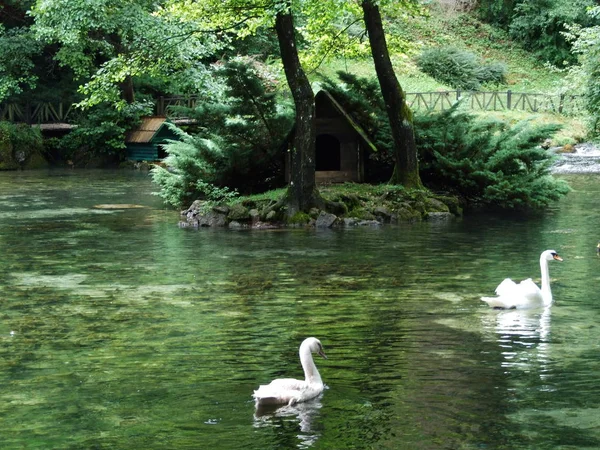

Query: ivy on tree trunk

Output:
[361, 0, 422, 188]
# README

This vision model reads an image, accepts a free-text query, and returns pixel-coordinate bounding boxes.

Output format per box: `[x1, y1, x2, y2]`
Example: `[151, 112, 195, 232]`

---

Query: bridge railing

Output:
[1, 91, 586, 124]
[0, 102, 77, 124]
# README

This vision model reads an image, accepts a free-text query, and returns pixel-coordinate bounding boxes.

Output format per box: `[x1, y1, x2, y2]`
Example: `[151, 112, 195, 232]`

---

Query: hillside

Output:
[313, 2, 587, 146]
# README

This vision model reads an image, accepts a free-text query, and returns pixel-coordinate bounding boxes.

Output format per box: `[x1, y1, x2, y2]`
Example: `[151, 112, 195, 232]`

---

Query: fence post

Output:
[456, 90, 461, 102]
[558, 94, 565, 114]
[507, 90, 512, 110]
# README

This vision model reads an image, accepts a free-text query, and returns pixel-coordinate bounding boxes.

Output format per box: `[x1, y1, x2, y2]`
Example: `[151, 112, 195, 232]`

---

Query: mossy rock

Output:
[339, 193, 363, 209]
[23, 152, 49, 169]
[0, 135, 17, 170]
[323, 198, 348, 216]
[435, 195, 463, 216]
[347, 207, 376, 220]
[396, 206, 423, 222]
[424, 197, 450, 213]
[287, 211, 311, 225]
[228, 203, 250, 221]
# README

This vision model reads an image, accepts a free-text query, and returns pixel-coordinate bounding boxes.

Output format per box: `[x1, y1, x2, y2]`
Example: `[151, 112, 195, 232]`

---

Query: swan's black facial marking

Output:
[551, 252, 563, 261]
[317, 343, 327, 359]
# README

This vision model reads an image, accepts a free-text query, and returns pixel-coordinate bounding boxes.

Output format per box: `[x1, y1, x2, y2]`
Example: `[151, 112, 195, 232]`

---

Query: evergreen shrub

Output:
[414, 104, 570, 208]
[416, 47, 507, 90]
[151, 128, 239, 207]
[152, 57, 293, 207]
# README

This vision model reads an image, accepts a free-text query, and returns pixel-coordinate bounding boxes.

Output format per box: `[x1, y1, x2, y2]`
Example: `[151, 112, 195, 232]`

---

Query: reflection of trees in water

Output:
[253, 397, 324, 448]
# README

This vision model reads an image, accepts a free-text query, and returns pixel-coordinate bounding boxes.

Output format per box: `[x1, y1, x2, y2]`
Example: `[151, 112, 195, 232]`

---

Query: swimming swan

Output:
[253, 337, 327, 407]
[481, 249, 563, 309]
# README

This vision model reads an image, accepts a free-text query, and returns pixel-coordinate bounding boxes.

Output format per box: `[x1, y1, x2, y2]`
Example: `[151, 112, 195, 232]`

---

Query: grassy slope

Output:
[310, 2, 586, 145]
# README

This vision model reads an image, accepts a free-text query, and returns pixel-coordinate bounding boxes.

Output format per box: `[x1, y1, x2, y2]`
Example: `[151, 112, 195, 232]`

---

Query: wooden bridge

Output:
[0, 91, 585, 127]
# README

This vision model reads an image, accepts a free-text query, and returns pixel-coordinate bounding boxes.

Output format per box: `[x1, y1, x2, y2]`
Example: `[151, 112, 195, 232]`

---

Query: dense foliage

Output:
[415, 105, 570, 208]
[416, 47, 507, 90]
[151, 58, 293, 207]
[566, 6, 600, 136]
[476, 0, 598, 66]
[323, 73, 569, 209]
[54, 103, 151, 165]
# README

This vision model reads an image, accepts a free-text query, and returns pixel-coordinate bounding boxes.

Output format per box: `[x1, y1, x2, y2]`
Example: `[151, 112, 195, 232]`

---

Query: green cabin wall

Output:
[125, 123, 179, 161]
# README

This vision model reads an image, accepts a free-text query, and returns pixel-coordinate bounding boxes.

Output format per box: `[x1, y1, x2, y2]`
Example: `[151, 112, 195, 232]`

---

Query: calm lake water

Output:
[1, 169, 599, 449]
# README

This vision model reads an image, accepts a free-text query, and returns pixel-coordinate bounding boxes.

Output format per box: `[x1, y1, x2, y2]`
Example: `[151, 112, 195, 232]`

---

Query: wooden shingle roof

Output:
[126, 116, 167, 143]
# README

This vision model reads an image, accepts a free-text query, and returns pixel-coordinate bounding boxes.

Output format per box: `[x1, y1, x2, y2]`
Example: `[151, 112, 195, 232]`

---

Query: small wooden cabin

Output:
[286, 90, 378, 183]
[125, 116, 179, 161]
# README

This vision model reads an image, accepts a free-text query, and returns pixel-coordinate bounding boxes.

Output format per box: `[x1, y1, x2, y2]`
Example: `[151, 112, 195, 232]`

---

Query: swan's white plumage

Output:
[253, 337, 327, 407]
[481, 249, 562, 309]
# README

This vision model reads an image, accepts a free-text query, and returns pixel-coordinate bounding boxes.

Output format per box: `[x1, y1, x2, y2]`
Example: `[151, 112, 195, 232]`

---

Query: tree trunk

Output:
[120, 75, 135, 104]
[361, 0, 421, 188]
[275, 3, 322, 215]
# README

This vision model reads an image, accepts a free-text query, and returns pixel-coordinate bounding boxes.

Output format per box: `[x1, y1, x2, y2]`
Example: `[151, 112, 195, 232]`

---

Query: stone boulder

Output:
[315, 211, 338, 228]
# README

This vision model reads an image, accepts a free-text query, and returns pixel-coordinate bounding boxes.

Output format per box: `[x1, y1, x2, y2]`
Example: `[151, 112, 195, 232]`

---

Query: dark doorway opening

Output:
[316, 134, 341, 171]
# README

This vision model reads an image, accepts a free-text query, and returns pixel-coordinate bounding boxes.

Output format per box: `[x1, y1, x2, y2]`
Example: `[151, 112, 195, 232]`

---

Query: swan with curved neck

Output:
[481, 249, 563, 309]
[253, 337, 327, 407]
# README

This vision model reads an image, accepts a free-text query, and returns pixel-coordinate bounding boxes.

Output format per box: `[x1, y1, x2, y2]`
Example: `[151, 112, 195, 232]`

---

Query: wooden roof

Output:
[126, 116, 168, 144]
[282, 90, 380, 154]
[316, 90, 378, 153]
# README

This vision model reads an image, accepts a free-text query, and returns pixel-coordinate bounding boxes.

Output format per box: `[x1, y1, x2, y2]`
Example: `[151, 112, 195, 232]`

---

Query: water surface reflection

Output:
[1, 170, 600, 449]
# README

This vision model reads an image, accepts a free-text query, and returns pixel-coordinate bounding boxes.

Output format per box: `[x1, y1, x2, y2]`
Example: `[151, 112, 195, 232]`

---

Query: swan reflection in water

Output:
[253, 395, 324, 448]
[482, 306, 553, 377]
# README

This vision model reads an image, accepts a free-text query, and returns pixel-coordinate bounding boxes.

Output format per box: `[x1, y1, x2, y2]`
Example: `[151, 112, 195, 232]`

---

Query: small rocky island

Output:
[180, 185, 462, 229]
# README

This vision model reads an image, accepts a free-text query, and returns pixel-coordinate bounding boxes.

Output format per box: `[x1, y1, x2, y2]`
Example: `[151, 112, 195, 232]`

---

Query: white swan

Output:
[481, 249, 563, 309]
[253, 337, 327, 407]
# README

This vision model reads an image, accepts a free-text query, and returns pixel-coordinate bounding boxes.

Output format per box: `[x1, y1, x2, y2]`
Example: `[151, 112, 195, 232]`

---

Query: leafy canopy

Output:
[30, 0, 221, 109]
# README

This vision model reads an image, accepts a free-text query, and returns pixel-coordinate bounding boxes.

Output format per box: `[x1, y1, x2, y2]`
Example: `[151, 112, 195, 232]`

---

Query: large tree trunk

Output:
[361, 0, 421, 188]
[275, 3, 322, 215]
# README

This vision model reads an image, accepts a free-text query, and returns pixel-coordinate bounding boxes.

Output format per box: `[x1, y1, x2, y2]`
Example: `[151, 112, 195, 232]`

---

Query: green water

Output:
[1, 169, 599, 449]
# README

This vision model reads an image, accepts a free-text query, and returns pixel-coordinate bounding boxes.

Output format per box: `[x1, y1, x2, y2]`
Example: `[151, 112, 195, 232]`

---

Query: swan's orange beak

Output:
[553, 254, 563, 261]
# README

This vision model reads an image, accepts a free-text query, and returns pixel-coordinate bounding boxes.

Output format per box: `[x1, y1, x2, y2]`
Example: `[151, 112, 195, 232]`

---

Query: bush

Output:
[416, 47, 507, 90]
[56, 101, 152, 166]
[0, 121, 44, 170]
[151, 127, 239, 207]
[414, 104, 570, 208]
[152, 57, 293, 207]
